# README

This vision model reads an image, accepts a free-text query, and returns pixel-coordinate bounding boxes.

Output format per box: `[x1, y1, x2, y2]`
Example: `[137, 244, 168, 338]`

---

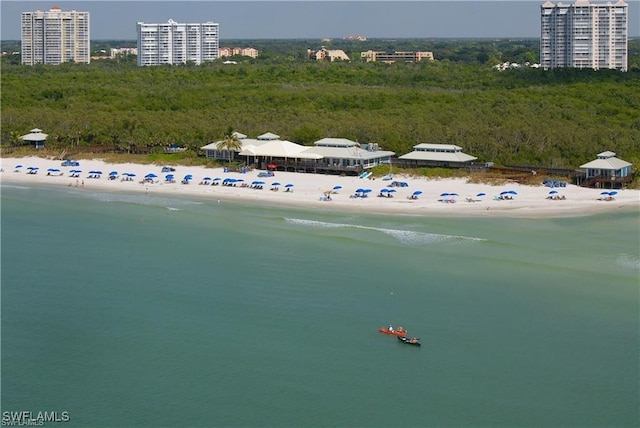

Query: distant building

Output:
[219, 47, 259, 58]
[110, 47, 137, 58]
[493, 61, 541, 71]
[361, 50, 434, 63]
[21, 7, 90, 65]
[540, 0, 628, 71]
[310, 47, 350, 62]
[343, 35, 367, 41]
[136, 19, 219, 66]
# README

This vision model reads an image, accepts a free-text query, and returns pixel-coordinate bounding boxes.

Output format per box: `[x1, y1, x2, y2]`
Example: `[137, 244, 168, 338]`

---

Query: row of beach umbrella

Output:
[15, 166, 622, 200]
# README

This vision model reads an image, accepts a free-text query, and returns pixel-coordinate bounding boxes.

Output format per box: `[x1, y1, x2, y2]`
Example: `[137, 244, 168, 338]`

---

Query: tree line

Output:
[1, 39, 639, 170]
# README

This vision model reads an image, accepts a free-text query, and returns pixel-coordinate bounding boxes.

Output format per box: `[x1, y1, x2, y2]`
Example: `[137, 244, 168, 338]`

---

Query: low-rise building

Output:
[201, 133, 394, 175]
[311, 48, 350, 62]
[577, 151, 633, 188]
[397, 144, 477, 168]
[302, 138, 394, 172]
[361, 50, 434, 63]
[110, 47, 137, 58]
[219, 47, 259, 58]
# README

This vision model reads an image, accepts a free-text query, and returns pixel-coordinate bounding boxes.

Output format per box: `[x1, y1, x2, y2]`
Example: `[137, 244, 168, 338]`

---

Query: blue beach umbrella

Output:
[508, 190, 518, 195]
[449, 193, 459, 197]
[272, 182, 281, 186]
[413, 191, 423, 196]
[608, 191, 618, 196]
[476, 192, 486, 197]
[213, 177, 221, 181]
[387, 189, 396, 193]
[380, 188, 389, 193]
[333, 185, 342, 191]
[440, 192, 449, 197]
[15, 164, 23, 169]
[285, 183, 294, 188]
[145, 173, 157, 178]
[109, 171, 118, 176]
[549, 190, 558, 194]
[203, 177, 212, 181]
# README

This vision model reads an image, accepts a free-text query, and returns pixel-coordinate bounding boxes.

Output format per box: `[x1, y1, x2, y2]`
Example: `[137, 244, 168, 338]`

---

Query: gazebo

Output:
[20, 128, 48, 149]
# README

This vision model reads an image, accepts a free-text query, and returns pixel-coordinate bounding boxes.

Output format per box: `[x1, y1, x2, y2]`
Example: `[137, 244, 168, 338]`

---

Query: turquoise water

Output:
[2, 183, 639, 427]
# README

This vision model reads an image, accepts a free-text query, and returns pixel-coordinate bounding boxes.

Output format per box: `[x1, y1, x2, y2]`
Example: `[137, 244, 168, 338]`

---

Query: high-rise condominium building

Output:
[540, 0, 628, 71]
[21, 7, 90, 65]
[137, 19, 219, 66]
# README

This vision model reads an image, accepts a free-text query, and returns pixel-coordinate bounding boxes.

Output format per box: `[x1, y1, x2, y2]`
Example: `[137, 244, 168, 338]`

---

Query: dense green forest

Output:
[1, 38, 639, 169]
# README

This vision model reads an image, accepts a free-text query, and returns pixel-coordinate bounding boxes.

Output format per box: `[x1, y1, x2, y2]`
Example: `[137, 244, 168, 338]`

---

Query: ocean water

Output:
[2, 183, 639, 427]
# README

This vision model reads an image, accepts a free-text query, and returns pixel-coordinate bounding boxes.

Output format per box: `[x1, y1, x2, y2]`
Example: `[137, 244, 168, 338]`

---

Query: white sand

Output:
[2, 156, 638, 218]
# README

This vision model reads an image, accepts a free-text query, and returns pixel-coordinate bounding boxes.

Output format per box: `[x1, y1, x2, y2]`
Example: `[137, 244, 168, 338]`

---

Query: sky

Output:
[1, 0, 638, 41]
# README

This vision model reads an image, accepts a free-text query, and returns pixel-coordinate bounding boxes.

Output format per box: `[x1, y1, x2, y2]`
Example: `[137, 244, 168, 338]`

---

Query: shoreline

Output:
[1, 156, 638, 218]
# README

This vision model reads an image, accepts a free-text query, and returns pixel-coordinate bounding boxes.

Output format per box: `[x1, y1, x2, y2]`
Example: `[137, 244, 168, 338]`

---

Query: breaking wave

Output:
[284, 217, 486, 245]
[88, 192, 203, 209]
[615, 253, 640, 271]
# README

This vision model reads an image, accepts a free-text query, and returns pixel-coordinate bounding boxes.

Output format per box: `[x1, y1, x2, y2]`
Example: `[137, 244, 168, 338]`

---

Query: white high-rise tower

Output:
[137, 20, 219, 66]
[21, 7, 90, 65]
[540, 0, 628, 71]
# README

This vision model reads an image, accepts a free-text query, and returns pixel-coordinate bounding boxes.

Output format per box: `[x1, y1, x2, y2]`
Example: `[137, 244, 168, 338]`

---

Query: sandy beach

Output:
[1, 156, 638, 218]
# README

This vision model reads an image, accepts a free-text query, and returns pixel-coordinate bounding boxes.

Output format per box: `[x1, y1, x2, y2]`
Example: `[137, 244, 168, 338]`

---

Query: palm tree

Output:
[216, 127, 243, 163]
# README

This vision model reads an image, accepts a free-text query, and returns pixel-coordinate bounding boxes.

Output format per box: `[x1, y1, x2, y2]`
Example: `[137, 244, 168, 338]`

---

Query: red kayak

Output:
[378, 327, 407, 337]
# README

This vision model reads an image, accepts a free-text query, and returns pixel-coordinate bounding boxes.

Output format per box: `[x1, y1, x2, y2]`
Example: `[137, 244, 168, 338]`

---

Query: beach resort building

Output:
[576, 151, 633, 188]
[397, 144, 478, 168]
[202, 132, 313, 162]
[21, 7, 90, 65]
[300, 138, 394, 173]
[540, 0, 628, 71]
[136, 19, 219, 66]
[360, 50, 434, 63]
[201, 134, 394, 175]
